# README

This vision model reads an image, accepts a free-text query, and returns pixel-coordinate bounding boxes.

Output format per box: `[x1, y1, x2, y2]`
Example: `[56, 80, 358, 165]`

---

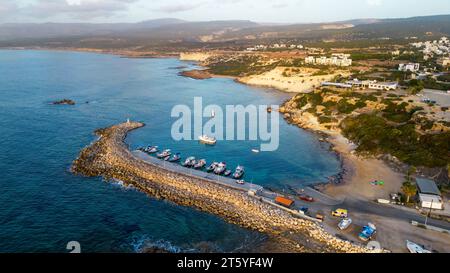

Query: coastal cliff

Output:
[179, 52, 214, 62]
[71, 121, 371, 253]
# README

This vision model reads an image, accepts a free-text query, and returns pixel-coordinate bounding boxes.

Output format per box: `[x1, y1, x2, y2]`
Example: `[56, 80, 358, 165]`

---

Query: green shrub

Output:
[340, 114, 450, 167]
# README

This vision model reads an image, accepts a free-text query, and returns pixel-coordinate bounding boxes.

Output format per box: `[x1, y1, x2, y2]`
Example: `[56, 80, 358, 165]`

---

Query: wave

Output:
[106, 178, 137, 191]
[130, 235, 184, 253]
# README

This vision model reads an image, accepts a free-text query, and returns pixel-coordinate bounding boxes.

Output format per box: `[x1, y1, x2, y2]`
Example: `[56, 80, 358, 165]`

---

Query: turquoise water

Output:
[0, 50, 340, 253]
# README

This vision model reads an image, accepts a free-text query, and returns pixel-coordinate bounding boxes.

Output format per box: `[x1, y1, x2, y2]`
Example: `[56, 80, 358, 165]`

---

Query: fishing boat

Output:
[206, 162, 218, 172]
[194, 159, 207, 169]
[147, 146, 159, 154]
[233, 166, 245, 179]
[198, 135, 217, 145]
[223, 170, 232, 177]
[182, 157, 196, 167]
[169, 153, 181, 162]
[406, 240, 432, 253]
[214, 162, 227, 175]
[156, 149, 171, 158]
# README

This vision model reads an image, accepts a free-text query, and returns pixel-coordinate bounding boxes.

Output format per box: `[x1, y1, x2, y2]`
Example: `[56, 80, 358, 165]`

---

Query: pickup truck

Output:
[359, 223, 377, 242]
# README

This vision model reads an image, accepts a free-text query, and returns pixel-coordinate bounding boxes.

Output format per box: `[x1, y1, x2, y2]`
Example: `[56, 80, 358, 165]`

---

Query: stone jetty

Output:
[71, 121, 371, 253]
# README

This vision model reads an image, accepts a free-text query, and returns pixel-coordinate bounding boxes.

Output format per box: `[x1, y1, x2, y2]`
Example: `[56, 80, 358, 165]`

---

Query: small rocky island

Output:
[52, 99, 76, 105]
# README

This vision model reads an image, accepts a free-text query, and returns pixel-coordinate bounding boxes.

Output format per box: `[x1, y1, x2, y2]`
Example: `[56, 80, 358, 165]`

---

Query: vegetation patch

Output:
[340, 114, 450, 167]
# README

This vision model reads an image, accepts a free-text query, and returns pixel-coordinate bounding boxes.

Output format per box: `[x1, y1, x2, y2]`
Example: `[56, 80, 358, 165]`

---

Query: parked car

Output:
[298, 194, 314, 202]
[338, 218, 352, 230]
[332, 209, 348, 218]
[315, 213, 325, 222]
[359, 223, 377, 242]
[298, 207, 309, 215]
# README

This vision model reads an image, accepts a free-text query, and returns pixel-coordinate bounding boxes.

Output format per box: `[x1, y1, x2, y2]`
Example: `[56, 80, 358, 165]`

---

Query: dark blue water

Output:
[0, 50, 340, 253]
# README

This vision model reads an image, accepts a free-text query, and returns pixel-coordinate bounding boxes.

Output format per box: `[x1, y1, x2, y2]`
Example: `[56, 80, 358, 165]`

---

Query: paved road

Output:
[134, 150, 450, 232]
[343, 199, 450, 231]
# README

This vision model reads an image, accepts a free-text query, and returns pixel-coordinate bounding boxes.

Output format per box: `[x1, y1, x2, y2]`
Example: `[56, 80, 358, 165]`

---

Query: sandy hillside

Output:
[239, 67, 349, 93]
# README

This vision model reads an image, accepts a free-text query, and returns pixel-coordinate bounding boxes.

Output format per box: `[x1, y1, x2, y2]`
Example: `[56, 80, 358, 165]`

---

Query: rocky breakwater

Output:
[71, 121, 371, 253]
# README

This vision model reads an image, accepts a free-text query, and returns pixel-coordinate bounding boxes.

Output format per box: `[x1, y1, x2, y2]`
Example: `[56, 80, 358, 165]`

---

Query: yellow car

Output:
[332, 209, 348, 218]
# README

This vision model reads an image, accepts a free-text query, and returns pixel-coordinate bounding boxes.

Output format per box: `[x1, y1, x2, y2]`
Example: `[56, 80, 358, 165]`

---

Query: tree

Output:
[406, 166, 417, 183]
[401, 181, 417, 204]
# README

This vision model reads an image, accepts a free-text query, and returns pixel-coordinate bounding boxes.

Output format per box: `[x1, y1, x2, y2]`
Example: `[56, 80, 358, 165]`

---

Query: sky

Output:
[1, 0, 450, 24]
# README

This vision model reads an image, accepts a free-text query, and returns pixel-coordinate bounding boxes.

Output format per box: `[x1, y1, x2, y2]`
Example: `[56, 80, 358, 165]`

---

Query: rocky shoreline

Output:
[71, 121, 371, 253]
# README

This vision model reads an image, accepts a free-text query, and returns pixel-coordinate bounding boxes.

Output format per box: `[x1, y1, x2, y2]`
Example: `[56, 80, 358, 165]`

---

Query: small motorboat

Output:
[206, 162, 218, 172]
[232, 166, 245, 179]
[223, 170, 232, 177]
[199, 135, 217, 145]
[157, 149, 171, 158]
[251, 149, 260, 153]
[338, 218, 352, 230]
[194, 159, 207, 169]
[214, 162, 227, 175]
[147, 146, 159, 154]
[406, 240, 432, 253]
[169, 153, 181, 162]
[182, 157, 196, 167]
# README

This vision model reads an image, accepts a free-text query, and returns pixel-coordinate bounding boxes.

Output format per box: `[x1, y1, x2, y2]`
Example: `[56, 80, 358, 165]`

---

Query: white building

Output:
[305, 55, 352, 67]
[399, 63, 420, 72]
[416, 178, 444, 210]
[346, 79, 398, 91]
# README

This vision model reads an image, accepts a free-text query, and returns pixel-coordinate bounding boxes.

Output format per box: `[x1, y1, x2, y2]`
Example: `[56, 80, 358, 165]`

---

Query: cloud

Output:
[0, 0, 19, 18]
[153, 2, 207, 13]
[22, 0, 139, 19]
[366, 0, 382, 6]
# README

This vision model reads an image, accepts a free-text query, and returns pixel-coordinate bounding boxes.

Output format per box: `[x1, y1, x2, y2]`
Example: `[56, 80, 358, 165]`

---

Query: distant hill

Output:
[0, 15, 449, 48]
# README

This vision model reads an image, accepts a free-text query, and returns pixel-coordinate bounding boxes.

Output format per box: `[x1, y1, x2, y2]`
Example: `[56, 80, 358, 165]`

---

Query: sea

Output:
[0, 50, 341, 252]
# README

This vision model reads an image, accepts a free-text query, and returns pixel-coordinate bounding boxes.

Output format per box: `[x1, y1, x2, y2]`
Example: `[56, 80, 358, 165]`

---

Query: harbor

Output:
[133, 150, 263, 194]
[71, 121, 370, 253]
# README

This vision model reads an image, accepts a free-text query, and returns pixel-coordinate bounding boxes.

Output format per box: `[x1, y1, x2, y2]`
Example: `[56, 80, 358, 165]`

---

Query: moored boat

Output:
[182, 157, 196, 167]
[199, 135, 217, 145]
[233, 165, 245, 179]
[194, 159, 207, 169]
[206, 162, 218, 172]
[223, 170, 232, 177]
[168, 153, 181, 162]
[147, 146, 159, 153]
[214, 162, 227, 175]
[157, 149, 171, 158]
